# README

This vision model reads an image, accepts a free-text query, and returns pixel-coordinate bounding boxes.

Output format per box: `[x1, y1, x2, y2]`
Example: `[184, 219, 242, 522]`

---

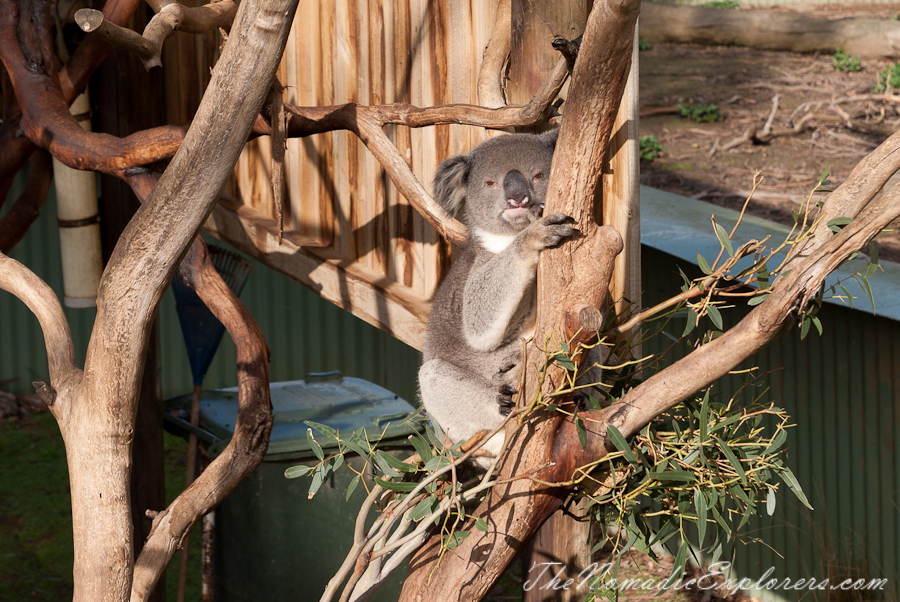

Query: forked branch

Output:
[130, 238, 273, 601]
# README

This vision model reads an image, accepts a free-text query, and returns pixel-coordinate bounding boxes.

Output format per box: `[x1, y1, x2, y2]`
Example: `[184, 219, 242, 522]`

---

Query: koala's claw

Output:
[492, 353, 521, 388]
[498, 385, 517, 416]
[529, 212, 579, 249]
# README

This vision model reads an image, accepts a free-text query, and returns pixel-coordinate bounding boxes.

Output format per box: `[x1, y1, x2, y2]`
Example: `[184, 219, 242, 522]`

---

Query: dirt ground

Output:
[638, 4, 900, 262]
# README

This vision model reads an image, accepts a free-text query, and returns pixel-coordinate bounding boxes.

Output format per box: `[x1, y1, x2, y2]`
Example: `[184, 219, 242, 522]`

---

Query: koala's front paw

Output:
[526, 212, 579, 250]
[497, 384, 517, 416]
[492, 352, 521, 388]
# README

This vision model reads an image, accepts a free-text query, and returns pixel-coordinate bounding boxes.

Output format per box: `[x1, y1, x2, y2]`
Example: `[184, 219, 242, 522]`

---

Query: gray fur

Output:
[420, 131, 577, 463]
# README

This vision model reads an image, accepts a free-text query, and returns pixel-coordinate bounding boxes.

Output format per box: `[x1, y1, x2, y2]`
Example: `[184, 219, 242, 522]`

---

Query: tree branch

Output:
[399, 0, 641, 597]
[477, 0, 511, 109]
[75, 1, 237, 71]
[0, 251, 79, 410]
[130, 238, 272, 601]
[0, 149, 52, 253]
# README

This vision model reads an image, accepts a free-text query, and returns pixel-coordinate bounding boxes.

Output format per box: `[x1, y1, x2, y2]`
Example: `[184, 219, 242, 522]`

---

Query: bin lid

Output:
[195, 372, 420, 461]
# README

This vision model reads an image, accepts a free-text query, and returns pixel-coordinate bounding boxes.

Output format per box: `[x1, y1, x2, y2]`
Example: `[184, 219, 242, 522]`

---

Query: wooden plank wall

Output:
[219, 1, 498, 350]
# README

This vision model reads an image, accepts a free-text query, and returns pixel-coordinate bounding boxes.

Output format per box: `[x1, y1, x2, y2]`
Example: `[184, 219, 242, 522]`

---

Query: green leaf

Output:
[695, 488, 708, 545]
[373, 451, 402, 478]
[748, 293, 769, 306]
[551, 353, 577, 371]
[764, 429, 787, 455]
[304, 420, 338, 440]
[374, 476, 417, 492]
[859, 274, 876, 311]
[284, 464, 312, 479]
[778, 466, 813, 509]
[738, 501, 754, 530]
[800, 315, 811, 340]
[757, 266, 769, 290]
[444, 530, 470, 549]
[714, 436, 748, 485]
[342, 430, 371, 459]
[650, 517, 678, 547]
[827, 217, 853, 233]
[699, 390, 710, 443]
[864, 262, 879, 280]
[425, 425, 446, 451]
[307, 429, 324, 461]
[376, 450, 417, 473]
[648, 470, 695, 482]
[345, 474, 360, 501]
[682, 311, 697, 337]
[706, 305, 723, 330]
[424, 455, 450, 473]
[575, 417, 587, 449]
[409, 434, 433, 463]
[869, 240, 880, 265]
[710, 506, 731, 534]
[766, 487, 776, 516]
[409, 495, 439, 521]
[332, 454, 344, 472]
[606, 425, 639, 467]
[811, 316, 823, 336]
[308, 463, 328, 498]
[697, 254, 712, 275]
[665, 541, 689, 589]
[714, 222, 734, 257]
[475, 517, 489, 532]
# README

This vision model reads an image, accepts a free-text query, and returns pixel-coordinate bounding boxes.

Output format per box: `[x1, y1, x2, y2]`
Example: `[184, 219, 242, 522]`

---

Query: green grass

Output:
[640, 135, 664, 162]
[0, 413, 73, 600]
[832, 49, 862, 73]
[0, 412, 202, 601]
[677, 102, 721, 123]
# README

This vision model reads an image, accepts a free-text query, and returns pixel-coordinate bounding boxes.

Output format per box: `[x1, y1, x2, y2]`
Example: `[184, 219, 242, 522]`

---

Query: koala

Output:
[418, 130, 578, 464]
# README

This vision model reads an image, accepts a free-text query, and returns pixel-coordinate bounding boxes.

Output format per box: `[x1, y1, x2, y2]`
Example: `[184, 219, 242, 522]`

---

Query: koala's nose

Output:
[503, 170, 530, 207]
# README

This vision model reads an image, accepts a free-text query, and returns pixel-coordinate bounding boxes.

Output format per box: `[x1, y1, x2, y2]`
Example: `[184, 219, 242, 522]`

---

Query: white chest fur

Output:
[472, 227, 516, 254]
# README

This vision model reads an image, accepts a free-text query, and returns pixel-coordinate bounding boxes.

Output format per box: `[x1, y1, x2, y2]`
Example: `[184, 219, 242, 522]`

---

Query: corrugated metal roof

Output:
[641, 185, 900, 321]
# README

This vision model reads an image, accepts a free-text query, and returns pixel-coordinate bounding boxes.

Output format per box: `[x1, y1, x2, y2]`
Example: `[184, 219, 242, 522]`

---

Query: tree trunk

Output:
[641, 3, 900, 59]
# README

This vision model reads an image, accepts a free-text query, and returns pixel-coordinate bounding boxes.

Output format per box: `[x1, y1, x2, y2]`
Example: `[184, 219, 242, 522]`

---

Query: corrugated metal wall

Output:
[644, 246, 899, 597]
[0, 175, 420, 404]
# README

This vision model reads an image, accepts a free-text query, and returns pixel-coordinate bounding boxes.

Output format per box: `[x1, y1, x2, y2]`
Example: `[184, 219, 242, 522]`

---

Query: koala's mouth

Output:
[502, 198, 538, 223]
[503, 206, 531, 221]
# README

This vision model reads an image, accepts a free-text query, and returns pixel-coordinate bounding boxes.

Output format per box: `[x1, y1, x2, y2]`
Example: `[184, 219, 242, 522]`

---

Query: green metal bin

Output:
[171, 371, 420, 602]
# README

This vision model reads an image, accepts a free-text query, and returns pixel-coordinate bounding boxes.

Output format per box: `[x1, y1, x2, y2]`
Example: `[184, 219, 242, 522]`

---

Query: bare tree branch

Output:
[0, 251, 79, 407]
[0, 149, 52, 253]
[130, 238, 272, 601]
[477, 0, 511, 110]
[75, 1, 237, 70]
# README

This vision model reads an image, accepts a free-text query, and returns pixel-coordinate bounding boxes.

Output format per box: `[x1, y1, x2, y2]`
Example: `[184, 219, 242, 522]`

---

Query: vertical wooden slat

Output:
[602, 30, 641, 341]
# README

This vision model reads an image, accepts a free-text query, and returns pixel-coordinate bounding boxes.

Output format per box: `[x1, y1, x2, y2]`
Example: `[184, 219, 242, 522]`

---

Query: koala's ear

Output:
[540, 127, 560, 150]
[433, 154, 471, 217]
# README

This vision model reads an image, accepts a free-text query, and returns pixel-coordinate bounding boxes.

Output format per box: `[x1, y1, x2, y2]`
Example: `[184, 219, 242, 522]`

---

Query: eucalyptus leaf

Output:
[695, 487, 708, 545]
[714, 221, 734, 257]
[307, 429, 324, 461]
[284, 465, 312, 479]
[697, 253, 712, 275]
[778, 465, 813, 509]
[606, 425, 639, 467]
[374, 476, 417, 492]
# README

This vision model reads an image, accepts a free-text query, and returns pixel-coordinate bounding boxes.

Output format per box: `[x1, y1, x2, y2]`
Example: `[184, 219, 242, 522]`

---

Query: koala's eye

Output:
[533, 173, 544, 181]
[485, 180, 497, 188]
